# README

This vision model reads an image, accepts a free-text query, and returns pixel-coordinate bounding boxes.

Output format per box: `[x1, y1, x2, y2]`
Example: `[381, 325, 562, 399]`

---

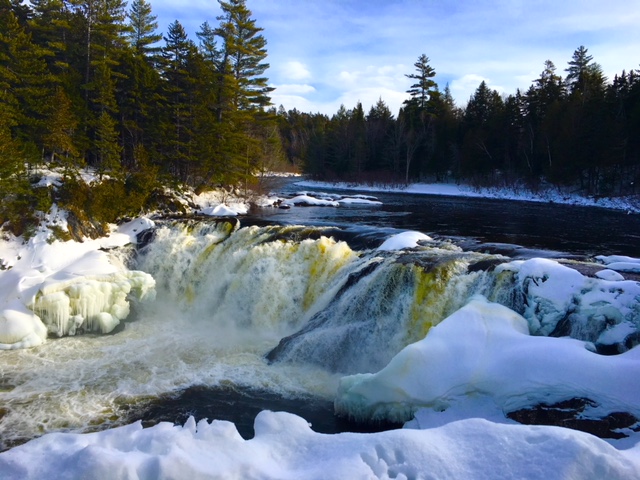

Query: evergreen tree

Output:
[127, 0, 161, 55]
[216, 0, 273, 111]
[365, 98, 395, 173]
[404, 54, 437, 110]
[1, 0, 53, 164]
[159, 20, 198, 182]
[461, 81, 505, 176]
[43, 86, 79, 171]
[565, 45, 606, 98]
[120, 0, 162, 168]
[209, 0, 275, 186]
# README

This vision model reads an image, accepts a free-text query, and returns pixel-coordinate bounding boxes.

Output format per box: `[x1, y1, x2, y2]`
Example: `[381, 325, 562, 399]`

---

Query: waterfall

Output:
[136, 220, 640, 372]
[136, 221, 511, 373]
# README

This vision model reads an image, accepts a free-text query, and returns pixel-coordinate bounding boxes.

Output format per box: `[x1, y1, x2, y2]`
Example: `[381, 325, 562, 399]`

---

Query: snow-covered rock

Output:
[377, 231, 433, 251]
[335, 296, 640, 424]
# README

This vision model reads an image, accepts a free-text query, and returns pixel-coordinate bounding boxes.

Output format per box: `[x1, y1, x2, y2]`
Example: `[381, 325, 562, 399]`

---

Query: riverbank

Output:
[294, 179, 640, 213]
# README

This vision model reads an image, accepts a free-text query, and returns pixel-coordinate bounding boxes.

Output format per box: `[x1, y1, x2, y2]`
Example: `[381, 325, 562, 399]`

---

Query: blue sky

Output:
[150, 0, 640, 116]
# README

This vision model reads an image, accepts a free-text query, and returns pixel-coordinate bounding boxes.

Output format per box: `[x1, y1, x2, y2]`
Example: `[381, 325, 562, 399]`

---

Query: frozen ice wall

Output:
[31, 271, 155, 337]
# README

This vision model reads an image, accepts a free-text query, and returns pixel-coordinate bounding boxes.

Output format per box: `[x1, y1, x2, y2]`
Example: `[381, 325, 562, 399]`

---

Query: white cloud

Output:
[281, 61, 312, 81]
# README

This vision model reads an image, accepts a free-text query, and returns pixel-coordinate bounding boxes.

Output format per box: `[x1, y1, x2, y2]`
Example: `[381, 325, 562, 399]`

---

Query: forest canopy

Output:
[1, 0, 639, 236]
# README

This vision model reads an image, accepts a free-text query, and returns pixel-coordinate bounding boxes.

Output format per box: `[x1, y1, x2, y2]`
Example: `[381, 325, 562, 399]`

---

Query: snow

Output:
[335, 296, 640, 423]
[596, 269, 626, 281]
[295, 180, 640, 213]
[192, 189, 250, 216]
[2, 410, 639, 480]
[377, 230, 433, 251]
[595, 255, 640, 273]
[282, 194, 340, 207]
[199, 204, 243, 216]
[597, 321, 638, 346]
[336, 197, 382, 206]
[603, 263, 640, 274]
[0, 214, 156, 349]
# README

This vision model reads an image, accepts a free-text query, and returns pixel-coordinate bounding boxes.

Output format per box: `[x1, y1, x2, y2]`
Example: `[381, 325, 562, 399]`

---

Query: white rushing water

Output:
[1, 219, 639, 450]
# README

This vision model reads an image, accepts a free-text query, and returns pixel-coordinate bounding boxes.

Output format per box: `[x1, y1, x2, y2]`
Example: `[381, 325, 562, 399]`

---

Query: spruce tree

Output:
[159, 20, 198, 182]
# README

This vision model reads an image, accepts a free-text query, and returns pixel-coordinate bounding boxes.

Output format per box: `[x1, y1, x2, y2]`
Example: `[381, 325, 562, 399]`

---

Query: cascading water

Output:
[1, 219, 638, 450]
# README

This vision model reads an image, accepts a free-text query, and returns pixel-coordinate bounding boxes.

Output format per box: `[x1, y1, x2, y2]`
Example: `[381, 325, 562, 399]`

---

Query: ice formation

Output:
[496, 258, 640, 340]
[32, 271, 155, 337]
[0, 217, 156, 349]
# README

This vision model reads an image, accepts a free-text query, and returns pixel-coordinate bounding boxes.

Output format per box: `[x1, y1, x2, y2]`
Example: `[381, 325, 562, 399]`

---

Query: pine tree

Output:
[43, 86, 79, 172]
[404, 54, 437, 111]
[201, 0, 276, 187]
[565, 46, 605, 97]
[216, 0, 274, 112]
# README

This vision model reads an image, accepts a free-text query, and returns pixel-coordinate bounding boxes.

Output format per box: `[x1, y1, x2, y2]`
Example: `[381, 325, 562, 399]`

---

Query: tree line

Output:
[1, 0, 284, 234]
[279, 49, 640, 197]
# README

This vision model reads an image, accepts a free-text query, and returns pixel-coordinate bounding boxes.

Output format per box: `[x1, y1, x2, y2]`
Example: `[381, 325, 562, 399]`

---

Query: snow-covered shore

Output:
[294, 179, 640, 213]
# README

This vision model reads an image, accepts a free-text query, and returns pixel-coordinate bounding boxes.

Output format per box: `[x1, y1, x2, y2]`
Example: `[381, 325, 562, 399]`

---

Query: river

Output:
[251, 181, 640, 257]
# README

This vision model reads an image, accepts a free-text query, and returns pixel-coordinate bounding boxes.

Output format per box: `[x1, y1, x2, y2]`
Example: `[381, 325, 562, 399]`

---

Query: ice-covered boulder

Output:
[496, 258, 640, 341]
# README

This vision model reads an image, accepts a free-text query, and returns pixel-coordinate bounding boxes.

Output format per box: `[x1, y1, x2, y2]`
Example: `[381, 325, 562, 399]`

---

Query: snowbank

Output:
[0, 217, 156, 349]
[1, 410, 639, 480]
[335, 296, 640, 423]
[597, 255, 640, 273]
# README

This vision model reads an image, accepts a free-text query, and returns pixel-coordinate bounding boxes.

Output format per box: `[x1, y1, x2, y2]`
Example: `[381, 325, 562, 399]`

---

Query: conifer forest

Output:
[1, 0, 639, 234]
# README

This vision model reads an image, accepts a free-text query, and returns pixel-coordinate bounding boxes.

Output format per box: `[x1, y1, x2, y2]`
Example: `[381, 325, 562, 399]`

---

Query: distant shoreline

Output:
[293, 179, 640, 214]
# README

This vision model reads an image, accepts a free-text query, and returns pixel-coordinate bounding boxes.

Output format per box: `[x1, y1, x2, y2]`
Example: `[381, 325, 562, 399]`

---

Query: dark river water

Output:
[248, 181, 640, 258]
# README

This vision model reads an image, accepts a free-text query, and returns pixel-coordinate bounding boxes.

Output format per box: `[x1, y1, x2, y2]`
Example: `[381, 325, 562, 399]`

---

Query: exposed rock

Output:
[507, 398, 640, 439]
[66, 210, 108, 241]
